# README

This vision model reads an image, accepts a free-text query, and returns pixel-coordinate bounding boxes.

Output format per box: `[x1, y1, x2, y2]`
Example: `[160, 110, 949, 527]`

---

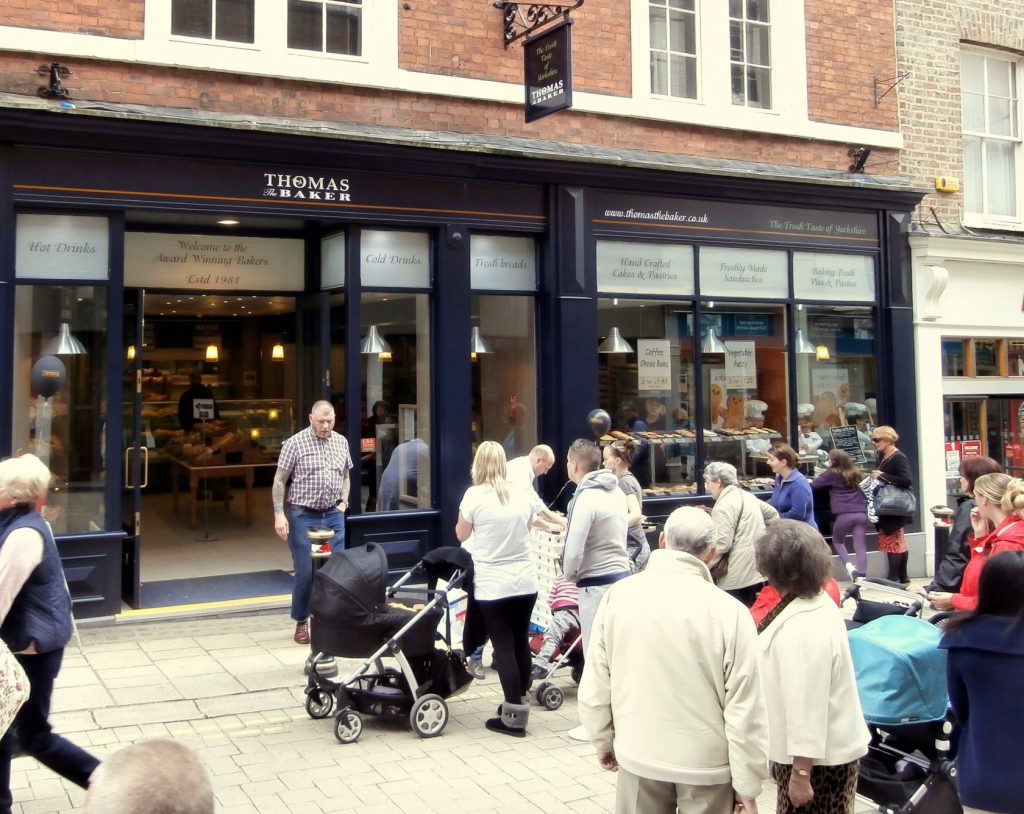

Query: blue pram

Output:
[848, 615, 962, 814]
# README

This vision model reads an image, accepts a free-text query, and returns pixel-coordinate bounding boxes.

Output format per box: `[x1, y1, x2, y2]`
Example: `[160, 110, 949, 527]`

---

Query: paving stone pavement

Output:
[11, 608, 882, 813]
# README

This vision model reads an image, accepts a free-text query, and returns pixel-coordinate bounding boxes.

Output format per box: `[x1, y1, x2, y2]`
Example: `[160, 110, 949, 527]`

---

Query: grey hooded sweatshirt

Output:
[562, 469, 630, 584]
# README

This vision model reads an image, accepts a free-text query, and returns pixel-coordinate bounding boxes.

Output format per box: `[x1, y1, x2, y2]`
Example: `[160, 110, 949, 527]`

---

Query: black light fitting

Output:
[36, 62, 72, 100]
[848, 146, 872, 174]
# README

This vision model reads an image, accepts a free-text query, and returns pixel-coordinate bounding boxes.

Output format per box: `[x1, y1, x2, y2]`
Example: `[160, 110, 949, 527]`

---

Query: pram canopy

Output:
[310, 543, 441, 659]
[848, 615, 948, 726]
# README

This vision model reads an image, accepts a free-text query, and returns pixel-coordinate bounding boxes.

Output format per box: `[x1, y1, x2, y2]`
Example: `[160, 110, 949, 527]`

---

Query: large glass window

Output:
[171, 0, 255, 43]
[729, 0, 771, 109]
[649, 0, 698, 99]
[288, 0, 362, 56]
[794, 306, 877, 464]
[472, 296, 537, 459]
[359, 293, 430, 513]
[12, 285, 108, 533]
[962, 51, 1020, 220]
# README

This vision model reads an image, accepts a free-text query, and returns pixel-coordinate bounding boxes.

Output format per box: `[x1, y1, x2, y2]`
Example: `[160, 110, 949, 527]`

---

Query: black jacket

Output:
[874, 449, 913, 534]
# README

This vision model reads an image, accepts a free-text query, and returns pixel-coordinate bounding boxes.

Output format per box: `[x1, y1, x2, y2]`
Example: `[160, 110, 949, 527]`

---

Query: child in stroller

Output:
[303, 544, 474, 744]
[528, 574, 584, 710]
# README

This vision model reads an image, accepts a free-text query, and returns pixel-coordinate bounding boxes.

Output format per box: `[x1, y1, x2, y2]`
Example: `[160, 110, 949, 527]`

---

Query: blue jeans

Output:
[0, 648, 99, 812]
[287, 505, 345, 621]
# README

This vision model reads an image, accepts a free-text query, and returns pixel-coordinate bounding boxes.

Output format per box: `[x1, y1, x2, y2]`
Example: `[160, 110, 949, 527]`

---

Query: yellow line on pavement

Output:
[117, 594, 291, 620]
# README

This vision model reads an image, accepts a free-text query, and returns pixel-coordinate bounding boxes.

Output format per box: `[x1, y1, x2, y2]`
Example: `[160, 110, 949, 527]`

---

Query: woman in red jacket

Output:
[928, 474, 1024, 612]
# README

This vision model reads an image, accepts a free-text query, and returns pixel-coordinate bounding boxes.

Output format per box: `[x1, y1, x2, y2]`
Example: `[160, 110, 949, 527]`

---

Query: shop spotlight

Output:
[794, 329, 816, 355]
[271, 343, 285, 360]
[360, 325, 392, 355]
[470, 326, 492, 360]
[126, 345, 136, 361]
[597, 327, 634, 354]
[205, 344, 220, 361]
[700, 328, 726, 355]
[45, 322, 86, 355]
[816, 344, 831, 361]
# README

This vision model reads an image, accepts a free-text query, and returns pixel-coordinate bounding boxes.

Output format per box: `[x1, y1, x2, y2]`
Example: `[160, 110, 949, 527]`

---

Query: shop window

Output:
[973, 339, 1002, 376]
[1009, 340, 1024, 376]
[11, 285, 108, 534]
[942, 338, 967, 377]
[360, 293, 431, 513]
[288, 0, 362, 56]
[794, 306, 877, 466]
[599, 299, 697, 494]
[962, 49, 1020, 224]
[471, 296, 537, 459]
[729, 0, 771, 109]
[171, 0, 255, 43]
[986, 399, 1024, 480]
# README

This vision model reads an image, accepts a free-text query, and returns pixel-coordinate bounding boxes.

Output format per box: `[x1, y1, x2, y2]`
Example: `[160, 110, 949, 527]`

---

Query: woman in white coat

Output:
[754, 520, 869, 814]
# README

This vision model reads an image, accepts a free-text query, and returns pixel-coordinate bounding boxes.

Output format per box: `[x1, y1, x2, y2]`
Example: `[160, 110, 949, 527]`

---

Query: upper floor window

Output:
[171, 0, 255, 43]
[729, 0, 770, 109]
[288, 0, 362, 56]
[962, 51, 1020, 222]
[649, 0, 698, 100]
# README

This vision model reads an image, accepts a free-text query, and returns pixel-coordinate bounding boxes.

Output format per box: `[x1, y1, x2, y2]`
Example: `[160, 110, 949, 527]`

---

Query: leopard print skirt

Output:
[771, 760, 859, 814]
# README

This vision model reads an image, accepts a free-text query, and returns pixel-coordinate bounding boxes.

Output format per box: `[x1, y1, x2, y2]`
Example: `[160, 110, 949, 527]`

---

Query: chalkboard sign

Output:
[829, 425, 867, 464]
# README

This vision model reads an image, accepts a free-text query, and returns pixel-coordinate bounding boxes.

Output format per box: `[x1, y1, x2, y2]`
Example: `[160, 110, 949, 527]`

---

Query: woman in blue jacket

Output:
[767, 444, 818, 530]
[939, 549, 1024, 814]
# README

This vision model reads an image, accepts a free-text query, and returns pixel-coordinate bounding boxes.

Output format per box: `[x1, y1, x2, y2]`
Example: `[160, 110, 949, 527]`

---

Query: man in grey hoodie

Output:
[561, 438, 631, 648]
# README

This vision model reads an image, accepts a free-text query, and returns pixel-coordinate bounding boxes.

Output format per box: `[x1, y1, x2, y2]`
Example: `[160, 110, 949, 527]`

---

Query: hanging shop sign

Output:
[524, 20, 574, 123]
[125, 233, 305, 290]
[793, 252, 876, 301]
[16, 214, 109, 280]
[596, 241, 695, 295]
[637, 340, 672, 392]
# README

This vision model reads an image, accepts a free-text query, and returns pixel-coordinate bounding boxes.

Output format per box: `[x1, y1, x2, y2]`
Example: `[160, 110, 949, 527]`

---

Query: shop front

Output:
[912, 235, 1024, 541]
[0, 107, 922, 617]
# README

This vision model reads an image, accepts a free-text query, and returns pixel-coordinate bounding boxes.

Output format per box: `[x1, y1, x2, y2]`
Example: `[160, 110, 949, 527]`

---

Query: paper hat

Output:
[845, 401, 867, 416]
[746, 399, 768, 418]
[797, 402, 815, 417]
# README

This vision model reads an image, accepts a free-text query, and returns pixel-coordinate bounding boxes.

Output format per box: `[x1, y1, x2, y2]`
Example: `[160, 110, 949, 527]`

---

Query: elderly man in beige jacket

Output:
[578, 506, 769, 814]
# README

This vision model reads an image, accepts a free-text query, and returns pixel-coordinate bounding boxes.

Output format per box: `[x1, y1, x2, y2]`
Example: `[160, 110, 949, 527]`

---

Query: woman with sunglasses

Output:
[869, 425, 914, 585]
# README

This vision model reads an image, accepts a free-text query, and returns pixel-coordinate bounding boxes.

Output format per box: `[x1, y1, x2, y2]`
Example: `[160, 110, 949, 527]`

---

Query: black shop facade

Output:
[0, 107, 923, 617]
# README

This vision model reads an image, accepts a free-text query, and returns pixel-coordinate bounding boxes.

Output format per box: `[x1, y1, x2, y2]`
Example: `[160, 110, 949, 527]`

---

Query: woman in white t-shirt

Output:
[456, 441, 541, 737]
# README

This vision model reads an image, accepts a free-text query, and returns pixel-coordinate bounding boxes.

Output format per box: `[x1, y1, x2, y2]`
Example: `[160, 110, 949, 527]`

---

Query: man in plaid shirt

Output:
[273, 400, 353, 644]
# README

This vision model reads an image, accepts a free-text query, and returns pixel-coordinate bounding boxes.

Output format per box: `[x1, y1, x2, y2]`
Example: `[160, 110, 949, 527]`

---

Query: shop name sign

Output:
[524, 20, 574, 123]
[596, 241, 695, 295]
[793, 252, 875, 301]
[125, 233, 305, 291]
[262, 173, 351, 201]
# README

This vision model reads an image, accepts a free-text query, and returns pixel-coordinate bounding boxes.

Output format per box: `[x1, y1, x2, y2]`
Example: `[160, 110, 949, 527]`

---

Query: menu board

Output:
[829, 425, 866, 464]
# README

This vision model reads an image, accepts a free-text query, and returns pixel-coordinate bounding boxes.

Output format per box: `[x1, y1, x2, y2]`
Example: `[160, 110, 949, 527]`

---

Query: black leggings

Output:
[476, 593, 538, 704]
[886, 552, 909, 584]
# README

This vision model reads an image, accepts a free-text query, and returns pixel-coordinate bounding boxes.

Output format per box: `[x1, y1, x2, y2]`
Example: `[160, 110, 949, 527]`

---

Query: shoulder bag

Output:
[710, 498, 745, 582]
[874, 482, 917, 516]
[0, 640, 28, 738]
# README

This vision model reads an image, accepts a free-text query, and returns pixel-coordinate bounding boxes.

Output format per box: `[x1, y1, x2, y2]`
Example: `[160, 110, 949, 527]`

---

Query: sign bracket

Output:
[494, 1, 584, 47]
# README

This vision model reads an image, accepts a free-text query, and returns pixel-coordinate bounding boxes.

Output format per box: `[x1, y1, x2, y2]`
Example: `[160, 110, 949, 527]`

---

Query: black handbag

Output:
[874, 483, 917, 515]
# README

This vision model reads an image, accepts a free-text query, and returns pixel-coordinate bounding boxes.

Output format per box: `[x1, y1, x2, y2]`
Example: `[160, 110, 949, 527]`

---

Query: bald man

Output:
[506, 444, 555, 499]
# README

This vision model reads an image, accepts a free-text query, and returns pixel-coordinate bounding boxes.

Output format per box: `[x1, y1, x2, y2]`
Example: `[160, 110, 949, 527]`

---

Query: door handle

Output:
[124, 446, 136, 488]
[140, 446, 149, 489]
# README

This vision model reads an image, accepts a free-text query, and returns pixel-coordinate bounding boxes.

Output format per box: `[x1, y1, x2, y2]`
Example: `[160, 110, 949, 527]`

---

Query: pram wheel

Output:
[535, 682, 564, 711]
[334, 709, 363, 744]
[571, 664, 583, 685]
[410, 694, 448, 738]
[305, 689, 334, 720]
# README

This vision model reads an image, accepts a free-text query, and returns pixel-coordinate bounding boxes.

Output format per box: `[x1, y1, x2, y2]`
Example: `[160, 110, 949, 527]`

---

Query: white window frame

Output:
[961, 47, 1024, 231]
[286, 0, 363, 58]
[632, 0, 809, 132]
[649, 0, 700, 101]
[169, 0, 256, 46]
[728, 0, 771, 109]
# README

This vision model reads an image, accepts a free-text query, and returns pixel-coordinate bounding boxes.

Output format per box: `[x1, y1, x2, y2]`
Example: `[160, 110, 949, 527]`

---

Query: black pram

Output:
[303, 544, 473, 743]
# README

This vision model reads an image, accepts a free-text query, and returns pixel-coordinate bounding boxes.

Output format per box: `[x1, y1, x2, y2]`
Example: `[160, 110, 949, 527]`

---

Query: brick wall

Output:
[805, 0, 899, 132]
[895, 1, 1024, 226]
[0, 0, 143, 39]
[0, 51, 898, 177]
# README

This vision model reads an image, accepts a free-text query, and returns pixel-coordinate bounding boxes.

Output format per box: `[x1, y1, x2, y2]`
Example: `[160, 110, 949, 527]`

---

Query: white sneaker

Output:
[567, 724, 589, 741]
[468, 660, 485, 680]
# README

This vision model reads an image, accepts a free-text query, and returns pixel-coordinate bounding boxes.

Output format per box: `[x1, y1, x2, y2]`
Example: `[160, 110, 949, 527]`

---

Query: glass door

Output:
[121, 289, 146, 608]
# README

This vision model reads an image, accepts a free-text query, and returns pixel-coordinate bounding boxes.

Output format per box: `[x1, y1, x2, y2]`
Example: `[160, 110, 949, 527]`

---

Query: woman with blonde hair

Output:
[869, 425, 914, 584]
[928, 475, 1024, 612]
[0, 454, 99, 810]
[456, 441, 542, 737]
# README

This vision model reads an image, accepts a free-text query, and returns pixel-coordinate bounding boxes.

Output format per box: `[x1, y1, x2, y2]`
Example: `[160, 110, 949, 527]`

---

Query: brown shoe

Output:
[294, 620, 310, 645]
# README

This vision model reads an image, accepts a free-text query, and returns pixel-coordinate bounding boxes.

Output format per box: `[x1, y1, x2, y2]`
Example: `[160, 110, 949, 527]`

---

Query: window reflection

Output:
[12, 285, 107, 532]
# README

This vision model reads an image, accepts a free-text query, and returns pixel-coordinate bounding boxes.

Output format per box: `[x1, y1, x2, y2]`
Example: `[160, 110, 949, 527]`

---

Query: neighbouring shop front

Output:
[0, 105, 923, 617]
[912, 234, 1024, 548]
